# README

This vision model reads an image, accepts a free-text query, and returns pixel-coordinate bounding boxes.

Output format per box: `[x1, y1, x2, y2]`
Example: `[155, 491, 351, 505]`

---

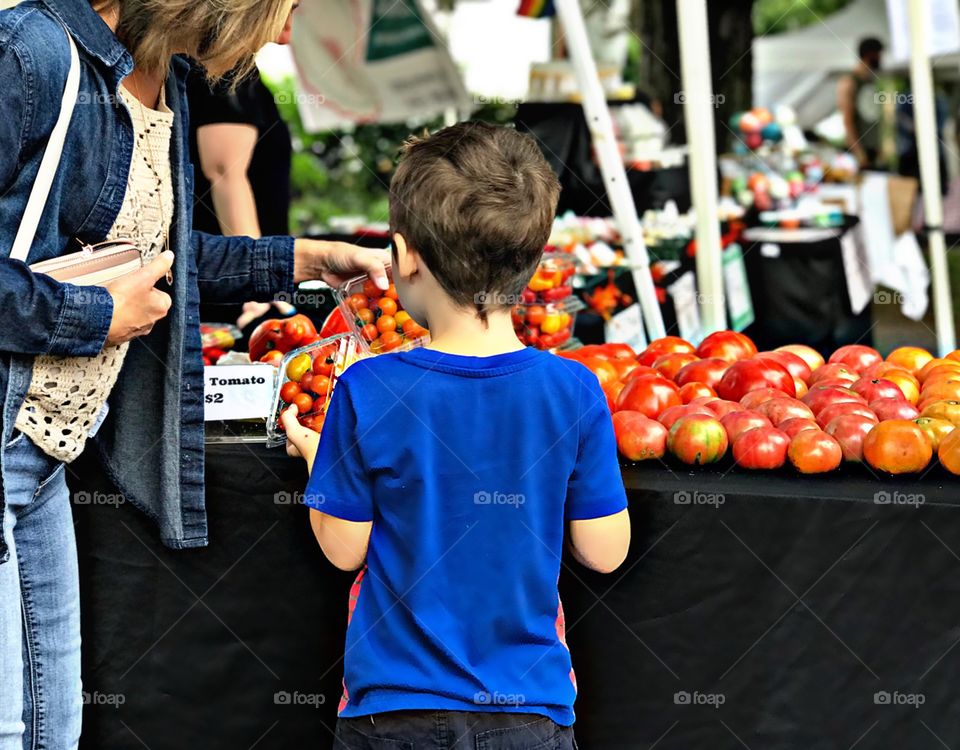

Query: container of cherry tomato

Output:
[519, 252, 576, 305]
[200, 322, 241, 365]
[266, 333, 366, 447]
[335, 267, 430, 353]
[512, 296, 584, 350]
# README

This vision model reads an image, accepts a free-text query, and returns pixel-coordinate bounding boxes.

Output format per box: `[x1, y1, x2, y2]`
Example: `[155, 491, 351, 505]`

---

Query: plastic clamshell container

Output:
[521, 252, 577, 305]
[334, 266, 430, 354]
[266, 333, 366, 447]
[512, 296, 585, 351]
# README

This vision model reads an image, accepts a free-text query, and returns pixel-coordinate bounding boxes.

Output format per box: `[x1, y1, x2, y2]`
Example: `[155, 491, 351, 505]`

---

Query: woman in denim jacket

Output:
[0, 1, 388, 747]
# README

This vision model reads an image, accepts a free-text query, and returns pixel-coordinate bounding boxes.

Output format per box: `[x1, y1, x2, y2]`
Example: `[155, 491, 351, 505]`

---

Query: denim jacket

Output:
[0, 0, 295, 562]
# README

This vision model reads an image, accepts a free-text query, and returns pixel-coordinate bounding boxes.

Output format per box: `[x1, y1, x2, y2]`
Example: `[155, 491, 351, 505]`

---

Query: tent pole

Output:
[907, 0, 956, 355]
[554, 0, 666, 341]
[675, 0, 725, 336]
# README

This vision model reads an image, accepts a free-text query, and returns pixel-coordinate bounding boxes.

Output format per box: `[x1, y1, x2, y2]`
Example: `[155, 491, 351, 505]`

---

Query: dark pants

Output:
[334, 711, 577, 749]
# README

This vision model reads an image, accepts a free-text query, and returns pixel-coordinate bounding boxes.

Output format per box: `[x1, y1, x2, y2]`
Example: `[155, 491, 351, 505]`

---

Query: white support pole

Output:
[907, 0, 956, 355]
[676, 0, 726, 335]
[554, 0, 666, 341]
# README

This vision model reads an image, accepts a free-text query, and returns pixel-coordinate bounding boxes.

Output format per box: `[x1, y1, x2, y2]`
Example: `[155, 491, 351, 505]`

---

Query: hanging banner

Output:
[886, 0, 960, 62]
[290, 0, 471, 131]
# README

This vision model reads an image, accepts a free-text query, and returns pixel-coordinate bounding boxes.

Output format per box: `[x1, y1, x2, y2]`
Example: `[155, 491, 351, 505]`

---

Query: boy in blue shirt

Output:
[282, 121, 630, 749]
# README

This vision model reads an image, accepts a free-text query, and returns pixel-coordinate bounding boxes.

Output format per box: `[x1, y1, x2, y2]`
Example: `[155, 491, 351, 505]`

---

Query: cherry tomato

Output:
[279, 381, 301, 403]
[377, 298, 398, 317]
[357, 308, 375, 325]
[285, 353, 312, 382]
[299, 371, 315, 394]
[380, 331, 403, 351]
[361, 323, 379, 342]
[312, 354, 334, 377]
[292, 393, 314, 414]
[259, 350, 285, 366]
[384, 283, 399, 301]
[401, 319, 419, 336]
[363, 279, 383, 299]
[346, 293, 368, 313]
[395, 310, 412, 327]
[311, 374, 332, 397]
[377, 315, 397, 334]
[525, 305, 546, 327]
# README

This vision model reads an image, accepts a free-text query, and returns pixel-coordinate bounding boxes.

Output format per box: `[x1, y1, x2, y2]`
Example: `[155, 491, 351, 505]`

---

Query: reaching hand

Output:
[294, 240, 389, 290]
[281, 404, 322, 468]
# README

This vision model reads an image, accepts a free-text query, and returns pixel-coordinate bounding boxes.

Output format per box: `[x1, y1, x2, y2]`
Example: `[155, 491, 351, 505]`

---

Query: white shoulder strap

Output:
[9, 28, 80, 264]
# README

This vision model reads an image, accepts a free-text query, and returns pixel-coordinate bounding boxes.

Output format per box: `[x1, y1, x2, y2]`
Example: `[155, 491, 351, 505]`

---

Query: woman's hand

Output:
[293, 239, 389, 289]
[281, 404, 321, 468]
[103, 252, 175, 347]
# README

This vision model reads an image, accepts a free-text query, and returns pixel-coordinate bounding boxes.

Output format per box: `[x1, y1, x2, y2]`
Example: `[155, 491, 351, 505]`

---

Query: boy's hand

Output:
[281, 405, 321, 468]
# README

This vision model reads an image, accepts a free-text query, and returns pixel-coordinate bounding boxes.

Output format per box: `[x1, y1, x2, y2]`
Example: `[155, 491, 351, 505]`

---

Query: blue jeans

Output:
[0, 432, 80, 750]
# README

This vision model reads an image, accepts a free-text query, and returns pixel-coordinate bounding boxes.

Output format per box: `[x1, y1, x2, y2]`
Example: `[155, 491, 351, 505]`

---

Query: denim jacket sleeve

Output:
[191, 231, 295, 303]
[0, 33, 113, 357]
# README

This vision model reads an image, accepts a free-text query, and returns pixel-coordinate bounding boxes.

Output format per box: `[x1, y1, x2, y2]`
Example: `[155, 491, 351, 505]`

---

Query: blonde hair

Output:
[92, 0, 292, 79]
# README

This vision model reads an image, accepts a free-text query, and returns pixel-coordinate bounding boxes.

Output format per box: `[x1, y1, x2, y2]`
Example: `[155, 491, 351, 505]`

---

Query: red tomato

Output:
[779, 417, 821, 439]
[580, 356, 621, 388]
[657, 404, 715, 430]
[679, 382, 716, 403]
[703, 398, 746, 419]
[717, 359, 795, 402]
[788, 431, 842, 473]
[526, 305, 546, 327]
[292, 393, 314, 414]
[755, 350, 812, 383]
[824, 414, 876, 461]
[869, 398, 919, 421]
[363, 278, 384, 299]
[612, 411, 668, 461]
[851, 377, 904, 403]
[816, 402, 878, 429]
[281, 314, 318, 350]
[775, 344, 825, 373]
[379, 331, 403, 351]
[361, 324, 378, 342]
[808, 362, 859, 386]
[753, 397, 815, 426]
[597, 343, 636, 361]
[732, 426, 790, 469]
[637, 336, 695, 366]
[377, 297, 399, 317]
[653, 353, 699, 381]
[674, 358, 730, 389]
[695, 330, 757, 362]
[603, 381, 626, 413]
[720, 410, 773, 442]
[828, 344, 882, 374]
[801, 384, 865, 415]
[616, 376, 682, 418]
[248, 318, 285, 361]
[310, 374, 332, 398]
[740, 387, 790, 410]
[259, 350, 285, 366]
[346, 293, 368, 313]
[624, 365, 663, 382]
[313, 353, 335, 377]
[612, 359, 641, 381]
[279, 381, 301, 403]
[667, 414, 729, 464]
[863, 419, 932, 474]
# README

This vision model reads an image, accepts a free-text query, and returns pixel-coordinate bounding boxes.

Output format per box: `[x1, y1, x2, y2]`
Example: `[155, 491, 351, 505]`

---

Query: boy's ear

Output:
[392, 232, 419, 279]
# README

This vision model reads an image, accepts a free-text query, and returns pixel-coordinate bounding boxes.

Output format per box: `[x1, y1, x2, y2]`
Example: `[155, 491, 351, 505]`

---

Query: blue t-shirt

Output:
[304, 346, 627, 726]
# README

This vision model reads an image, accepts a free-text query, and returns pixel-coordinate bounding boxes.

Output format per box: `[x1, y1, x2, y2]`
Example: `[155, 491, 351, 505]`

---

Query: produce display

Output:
[200, 323, 241, 365]
[336, 269, 429, 354]
[248, 313, 321, 365]
[266, 334, 364, 445]
[562, 333, 960, 476]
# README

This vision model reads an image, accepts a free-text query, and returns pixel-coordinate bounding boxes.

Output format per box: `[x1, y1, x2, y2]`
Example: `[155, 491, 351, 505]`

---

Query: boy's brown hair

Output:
[389, 122, 560, 322]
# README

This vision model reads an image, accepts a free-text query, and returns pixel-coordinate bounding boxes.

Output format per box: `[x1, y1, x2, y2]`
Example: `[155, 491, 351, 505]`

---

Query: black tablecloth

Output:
[72, 444, 960, 749]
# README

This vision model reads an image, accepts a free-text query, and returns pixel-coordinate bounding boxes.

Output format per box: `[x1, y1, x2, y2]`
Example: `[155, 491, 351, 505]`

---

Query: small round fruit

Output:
[377, 315, 398, 334]
[384, 283, 399, 300]
[357, 308, 375, 324]
[733, 426, 790, 469]
[667, 415, 728, 465]
[937, 427, 960, 474]
[914, 417, 955, 451]
[362, 278, 384, 299]
[679, 382, 716, 403]
[292, 393, 314, 414]
[395, 310, 412, 327]
[887, 346, 934, 375]
[612, 411, 668, 461]
[379, 330, 403, 351]
[863, 420, 932, 474]
[279, 381, 301, 403]
[346, 293, 368, 313]
[310, 374, 331, 397]
[788, 431, 842, 474]
[361, 323, 378, 342]
[779, 417, 821, 439]
[313, 354, 334, 377]
[285, 353, 312, 382]
[376, 297, 398, 317]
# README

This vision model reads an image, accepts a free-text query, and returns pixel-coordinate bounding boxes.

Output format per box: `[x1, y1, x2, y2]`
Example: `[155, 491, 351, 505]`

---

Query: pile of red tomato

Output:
[249, 313, 321, 365]
[561, 331, 960, 475]
[343, 279, 428, 353]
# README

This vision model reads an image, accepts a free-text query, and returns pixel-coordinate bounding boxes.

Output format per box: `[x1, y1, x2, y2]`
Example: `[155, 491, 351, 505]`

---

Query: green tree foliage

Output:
[753, 0, 853, 36]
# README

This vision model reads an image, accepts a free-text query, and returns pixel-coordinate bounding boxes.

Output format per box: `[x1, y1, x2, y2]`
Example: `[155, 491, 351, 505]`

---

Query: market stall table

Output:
[71, 443, 960, 749]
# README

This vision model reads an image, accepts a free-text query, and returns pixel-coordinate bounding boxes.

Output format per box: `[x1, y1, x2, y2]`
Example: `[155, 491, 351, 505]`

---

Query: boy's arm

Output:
[569, 509, 631, 574]
[281, 405, 321, 467]
[309, 510, 372, 571]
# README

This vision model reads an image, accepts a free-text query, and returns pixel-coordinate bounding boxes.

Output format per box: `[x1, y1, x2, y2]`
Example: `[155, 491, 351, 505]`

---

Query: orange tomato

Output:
[787, 430, 842, 474]
[937, 427, 960, 474]
[376, 297, 398, 317]
[363, 279, 384, 299]
[310, 375, 332, 398]
[919, 400, 960, 427]
[377, 315, 397, 334]
[346, 293, 368, 313]
[292, 393, 314, 415]
[384, 283, 399, 300]
[361, 323, 378, 342]
[279, 381, 301, 403]
[259, 350, 285, 366]
[919, 358, 960, 383]
[914, 417, 955, 451]
[919, 381, 960, 405]
[580, 356, 620, 388]
[886, 346, 934, 375]
[525, 305, 546, 327]
[881, 369, 920, 404]
[653, 352, 699, 381]
[679, 382, 717, 403]
[357, 308, 375, 324]
[395, 311, 412, 327]
[863, 420, 932, 474]
[379, 331, 403, 351]
[947, 350, 960, 363]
